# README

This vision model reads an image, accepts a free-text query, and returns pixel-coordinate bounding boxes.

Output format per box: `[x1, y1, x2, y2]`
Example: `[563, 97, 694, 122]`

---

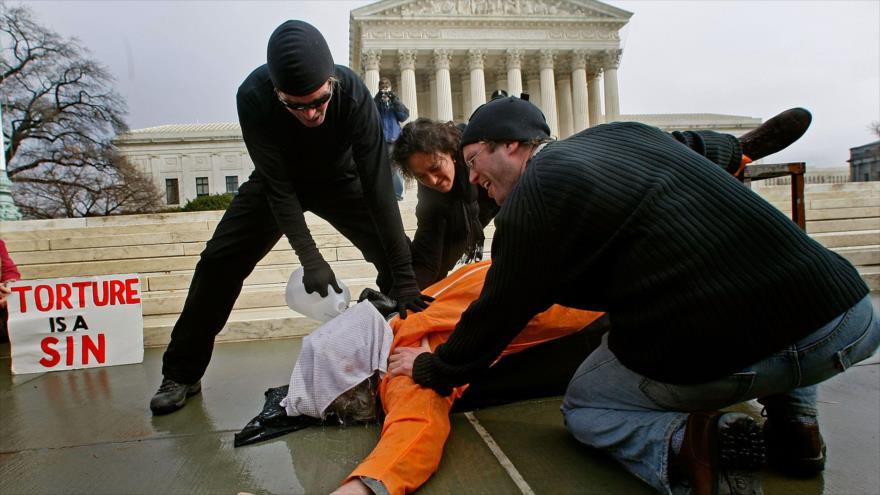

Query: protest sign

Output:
[7, 274, 144, 374]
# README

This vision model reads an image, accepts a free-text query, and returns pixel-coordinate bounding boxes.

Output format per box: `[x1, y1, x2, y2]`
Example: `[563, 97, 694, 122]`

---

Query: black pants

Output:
[162, 177, 396, 383]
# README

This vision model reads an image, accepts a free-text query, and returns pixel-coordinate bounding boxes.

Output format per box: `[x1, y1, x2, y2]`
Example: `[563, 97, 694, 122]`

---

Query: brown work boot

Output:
[763, 418, 826, 476]
[739, 108, 812, 161]
[676, 412, 765, 495]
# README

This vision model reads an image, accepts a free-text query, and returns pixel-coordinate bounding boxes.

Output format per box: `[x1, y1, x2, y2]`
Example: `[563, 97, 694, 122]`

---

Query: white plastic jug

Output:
[285, 267, 351, 322]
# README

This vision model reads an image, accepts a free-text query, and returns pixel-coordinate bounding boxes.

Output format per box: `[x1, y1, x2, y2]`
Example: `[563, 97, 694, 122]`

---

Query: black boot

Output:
[739, 108, 812, 161]
[150, 377, 201, 415]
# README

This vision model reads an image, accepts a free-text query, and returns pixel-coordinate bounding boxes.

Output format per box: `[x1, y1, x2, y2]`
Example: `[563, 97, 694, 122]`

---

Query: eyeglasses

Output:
[277, 85, 333, 111]
[465, 143, 486, 169]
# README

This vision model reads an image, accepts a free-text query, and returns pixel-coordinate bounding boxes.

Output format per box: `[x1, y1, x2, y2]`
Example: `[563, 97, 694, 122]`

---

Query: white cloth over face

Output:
[281, 301, 393, 418]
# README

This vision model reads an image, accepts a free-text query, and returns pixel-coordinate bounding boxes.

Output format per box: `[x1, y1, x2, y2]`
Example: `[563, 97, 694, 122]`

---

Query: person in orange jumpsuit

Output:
[333, 260, 604, 495]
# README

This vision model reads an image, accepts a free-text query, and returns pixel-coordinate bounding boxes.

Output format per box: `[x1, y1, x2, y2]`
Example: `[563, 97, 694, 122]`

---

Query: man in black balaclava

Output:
[150, 20, 432, 415]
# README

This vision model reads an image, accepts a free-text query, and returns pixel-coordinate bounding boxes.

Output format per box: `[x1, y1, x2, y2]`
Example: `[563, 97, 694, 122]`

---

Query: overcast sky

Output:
[14, 0, 880, 168]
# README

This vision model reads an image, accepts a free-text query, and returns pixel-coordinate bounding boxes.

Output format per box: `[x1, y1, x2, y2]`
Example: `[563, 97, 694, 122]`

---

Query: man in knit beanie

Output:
[389, 96, 879, 495]
[150, 20, 432, 416]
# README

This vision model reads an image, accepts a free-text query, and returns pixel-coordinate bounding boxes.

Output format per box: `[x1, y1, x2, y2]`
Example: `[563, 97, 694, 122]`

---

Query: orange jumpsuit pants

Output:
[344, 261, 603, 494]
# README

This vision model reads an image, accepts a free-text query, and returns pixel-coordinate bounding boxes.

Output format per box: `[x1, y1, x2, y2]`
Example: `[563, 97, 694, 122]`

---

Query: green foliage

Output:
[181, 193, 234, 212]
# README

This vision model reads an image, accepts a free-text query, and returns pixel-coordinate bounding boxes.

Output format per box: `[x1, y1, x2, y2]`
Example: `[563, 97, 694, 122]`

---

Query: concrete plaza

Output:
[1, 296, 878, 495]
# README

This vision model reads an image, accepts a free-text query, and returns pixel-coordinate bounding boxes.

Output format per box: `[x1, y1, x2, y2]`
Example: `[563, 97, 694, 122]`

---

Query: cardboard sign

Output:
[7, 274, 144, 374]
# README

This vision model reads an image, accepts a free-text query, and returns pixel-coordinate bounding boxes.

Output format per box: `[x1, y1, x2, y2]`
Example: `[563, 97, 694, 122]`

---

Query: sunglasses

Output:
[277, 85, 333, 111]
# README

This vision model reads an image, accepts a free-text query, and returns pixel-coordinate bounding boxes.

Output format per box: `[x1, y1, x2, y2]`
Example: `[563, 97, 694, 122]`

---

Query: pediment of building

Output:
[351, 0, 632, 21]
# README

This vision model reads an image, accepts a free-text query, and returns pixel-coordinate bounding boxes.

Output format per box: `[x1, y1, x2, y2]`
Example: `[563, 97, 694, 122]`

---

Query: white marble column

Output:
[468, 49, 487, 115]
[362, 49, 381, 97]
[460, 71, 471, 120]
[539, 49, 559, 138]
[603, 49, 622, 123]
[433, 49, 454, 122]
[570, 49, 589, 133]
[506, 49, 523, 98]
[398, 49, 418, 123]
[587, 65, 603, 126]
[556, 72, 573, 139]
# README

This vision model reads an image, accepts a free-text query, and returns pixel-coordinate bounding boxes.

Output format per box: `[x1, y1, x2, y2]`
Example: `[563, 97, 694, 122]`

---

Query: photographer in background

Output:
[374, 78, 410, 201]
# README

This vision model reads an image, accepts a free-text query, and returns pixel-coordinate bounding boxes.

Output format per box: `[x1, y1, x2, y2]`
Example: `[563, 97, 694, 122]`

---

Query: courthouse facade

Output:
[350, 0, 631, 138]
[116, 0, 761, 205]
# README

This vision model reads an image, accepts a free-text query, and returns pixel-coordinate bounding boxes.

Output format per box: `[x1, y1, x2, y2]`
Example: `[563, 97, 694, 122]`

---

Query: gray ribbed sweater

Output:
[413, 122, 868, 394]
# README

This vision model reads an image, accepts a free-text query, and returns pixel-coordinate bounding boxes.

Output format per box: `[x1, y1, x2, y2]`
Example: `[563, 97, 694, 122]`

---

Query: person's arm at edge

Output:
[0, 240, 21, 283]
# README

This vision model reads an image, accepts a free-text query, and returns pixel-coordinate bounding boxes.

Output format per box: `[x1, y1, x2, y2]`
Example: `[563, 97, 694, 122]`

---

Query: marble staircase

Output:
[2, 181, 876, 348]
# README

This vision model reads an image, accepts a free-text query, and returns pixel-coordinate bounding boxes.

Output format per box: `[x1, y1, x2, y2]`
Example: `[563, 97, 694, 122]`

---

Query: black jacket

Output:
[236, 64, 418, 296]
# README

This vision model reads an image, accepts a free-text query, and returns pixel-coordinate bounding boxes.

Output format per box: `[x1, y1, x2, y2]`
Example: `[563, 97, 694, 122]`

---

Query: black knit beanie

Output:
[267, 20, 335, 96]
[461, 96, 551, 146]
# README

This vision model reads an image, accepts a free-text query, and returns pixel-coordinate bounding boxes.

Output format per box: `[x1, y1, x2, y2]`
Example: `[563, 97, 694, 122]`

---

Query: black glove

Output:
[357, 288, 398, 318]
[302, 262, 342, 298]
[392, 288, 434, 320]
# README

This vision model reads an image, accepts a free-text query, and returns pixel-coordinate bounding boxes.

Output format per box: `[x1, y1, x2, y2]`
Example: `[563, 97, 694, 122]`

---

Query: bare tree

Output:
[870, 120, 880, 139]
[1, 3, 162, 218]
[12, 150, 163, 218]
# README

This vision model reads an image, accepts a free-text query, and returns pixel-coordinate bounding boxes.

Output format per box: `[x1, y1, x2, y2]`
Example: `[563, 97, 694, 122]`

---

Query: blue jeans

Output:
[561, 295, 880, 494]
[386, 142, 404, 200]
[392, 168, 405, 201]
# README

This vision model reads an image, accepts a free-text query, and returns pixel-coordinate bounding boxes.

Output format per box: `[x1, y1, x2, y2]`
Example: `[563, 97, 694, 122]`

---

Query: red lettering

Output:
[66, 335, 75, 366]
[125, 278, 141, 304]
[34, 285, 54, 312]
[92, 281, 109, 306]
[39, 337, 61, 367]
[10, 285, 32, 312]
[72, 281, 91, 308]
[109, 279, 126, 305]
[55, 283, 73, 310]
[81, 334, 106, 364]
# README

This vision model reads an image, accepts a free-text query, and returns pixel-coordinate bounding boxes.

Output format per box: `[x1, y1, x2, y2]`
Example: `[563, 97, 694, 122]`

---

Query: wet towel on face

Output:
[281, 301, 393, 418]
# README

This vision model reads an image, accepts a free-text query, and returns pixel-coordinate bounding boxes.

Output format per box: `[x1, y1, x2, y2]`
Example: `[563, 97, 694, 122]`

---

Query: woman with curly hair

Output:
[393, 118, 500, 289]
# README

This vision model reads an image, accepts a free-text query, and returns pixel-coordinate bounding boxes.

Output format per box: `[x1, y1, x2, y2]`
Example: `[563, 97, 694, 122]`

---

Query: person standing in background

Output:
[375, 78, 409, 200]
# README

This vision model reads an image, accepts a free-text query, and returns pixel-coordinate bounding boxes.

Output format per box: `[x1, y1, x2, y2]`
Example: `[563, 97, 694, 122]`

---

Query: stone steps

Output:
[3, 182, 877, 348]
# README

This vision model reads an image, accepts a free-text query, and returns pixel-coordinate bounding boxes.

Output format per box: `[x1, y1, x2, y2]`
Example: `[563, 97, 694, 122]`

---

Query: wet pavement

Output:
[1, 297, 878, 494]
